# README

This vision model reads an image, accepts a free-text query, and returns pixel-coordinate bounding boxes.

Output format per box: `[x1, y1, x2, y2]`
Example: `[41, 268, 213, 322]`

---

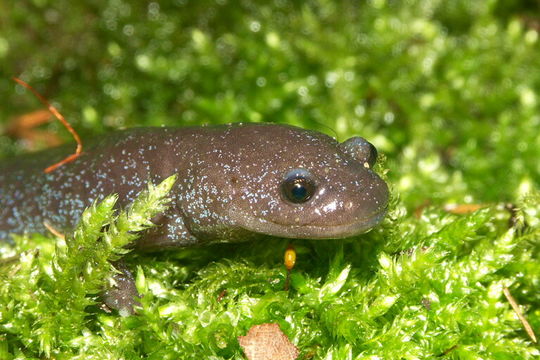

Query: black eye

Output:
[339, 137, 378, 168]
[281, 169, 317, 204]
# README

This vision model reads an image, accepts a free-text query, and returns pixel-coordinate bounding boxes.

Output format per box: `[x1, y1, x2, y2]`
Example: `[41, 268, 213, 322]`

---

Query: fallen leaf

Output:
[444, 203, 485, 214]
[6, 109, 62, 150]
[238, 323, 299, 360]
[7, 109, 52, 131]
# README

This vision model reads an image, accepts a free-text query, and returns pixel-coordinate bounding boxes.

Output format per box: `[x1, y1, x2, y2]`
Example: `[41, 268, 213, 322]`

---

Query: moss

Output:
[0, 0, 539, 358]
[0, 175, 176, 358]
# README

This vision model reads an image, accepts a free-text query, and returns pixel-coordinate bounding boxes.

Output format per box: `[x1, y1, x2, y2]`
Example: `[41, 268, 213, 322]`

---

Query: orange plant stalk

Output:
[12, 77, 83, 173]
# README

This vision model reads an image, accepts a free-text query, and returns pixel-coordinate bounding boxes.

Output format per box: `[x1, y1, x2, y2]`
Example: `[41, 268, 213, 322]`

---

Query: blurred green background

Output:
[1, 0, 539, 209]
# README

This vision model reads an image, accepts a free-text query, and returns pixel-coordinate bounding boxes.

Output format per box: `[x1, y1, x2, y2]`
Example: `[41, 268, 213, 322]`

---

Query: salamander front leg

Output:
[102, 260, 139, 315]
[135, 206, 199, 251]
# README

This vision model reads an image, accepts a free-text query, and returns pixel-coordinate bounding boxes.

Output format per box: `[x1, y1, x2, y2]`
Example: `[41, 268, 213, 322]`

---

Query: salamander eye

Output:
[339, 137, 378, 168]
[281, 169, 317, 204]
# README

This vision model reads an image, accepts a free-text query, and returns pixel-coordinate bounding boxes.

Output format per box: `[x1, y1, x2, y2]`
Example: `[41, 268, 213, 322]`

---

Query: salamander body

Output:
[0, 123, 389, 249]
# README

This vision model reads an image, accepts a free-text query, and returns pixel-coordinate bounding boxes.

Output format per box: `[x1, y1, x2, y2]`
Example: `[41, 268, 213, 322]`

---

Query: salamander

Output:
[0, 123, 389, 311]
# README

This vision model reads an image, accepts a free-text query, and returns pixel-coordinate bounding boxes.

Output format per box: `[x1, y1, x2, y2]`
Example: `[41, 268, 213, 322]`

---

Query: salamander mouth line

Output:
[263, 206, 386, 227]
[230, 205, 388, 239]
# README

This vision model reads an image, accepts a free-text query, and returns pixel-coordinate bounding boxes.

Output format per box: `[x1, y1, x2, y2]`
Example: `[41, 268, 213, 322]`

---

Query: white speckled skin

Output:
[0, 123, 389, 250]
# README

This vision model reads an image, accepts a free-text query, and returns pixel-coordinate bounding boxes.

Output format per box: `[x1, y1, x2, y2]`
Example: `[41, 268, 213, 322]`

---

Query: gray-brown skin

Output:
[0, 123, 389, 312]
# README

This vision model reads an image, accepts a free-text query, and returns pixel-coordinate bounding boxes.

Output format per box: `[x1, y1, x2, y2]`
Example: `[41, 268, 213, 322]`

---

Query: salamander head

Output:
[218, 124, 389, 239]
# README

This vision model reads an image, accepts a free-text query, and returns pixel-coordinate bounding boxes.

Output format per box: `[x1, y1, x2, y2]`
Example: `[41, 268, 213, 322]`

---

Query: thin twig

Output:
[503, 286, 537, 343]
[43, 221, 66, 240]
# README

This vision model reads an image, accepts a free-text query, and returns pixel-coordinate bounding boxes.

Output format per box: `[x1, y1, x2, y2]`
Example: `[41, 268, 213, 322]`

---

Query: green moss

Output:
[0, 175, 177, 358]
[0, 0, 539, 358]
[1, 190, 538, 358]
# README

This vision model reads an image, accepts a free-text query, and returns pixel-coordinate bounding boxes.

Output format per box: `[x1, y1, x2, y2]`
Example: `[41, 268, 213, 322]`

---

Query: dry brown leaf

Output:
[6, 109, 62, 150]
[444, 203, 486, 214]
[7, 109, 52, 131]
[238, 323, 299, 360]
